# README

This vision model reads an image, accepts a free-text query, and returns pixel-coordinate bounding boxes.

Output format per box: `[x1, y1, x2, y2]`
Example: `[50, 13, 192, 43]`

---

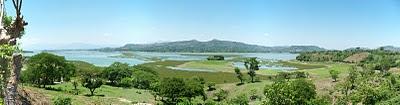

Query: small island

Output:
[207, 55, 225, 60]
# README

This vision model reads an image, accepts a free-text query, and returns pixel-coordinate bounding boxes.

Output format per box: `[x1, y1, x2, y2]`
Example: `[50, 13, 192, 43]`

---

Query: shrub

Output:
[53, 96, 72, 105]
[207, 82, 216, 91]
[214, 89, 228, 101]
[204, 99, 217, 105]
[230, 94, 249, 105]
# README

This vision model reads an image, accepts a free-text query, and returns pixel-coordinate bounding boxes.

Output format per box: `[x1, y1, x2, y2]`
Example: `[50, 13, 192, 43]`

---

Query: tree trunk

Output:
[90, 89, 95, 96]
[4, 54, 22, 105]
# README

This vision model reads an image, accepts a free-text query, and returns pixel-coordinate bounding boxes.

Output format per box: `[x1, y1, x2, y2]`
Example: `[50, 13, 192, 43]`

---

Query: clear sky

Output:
[12, 0, 400, 50]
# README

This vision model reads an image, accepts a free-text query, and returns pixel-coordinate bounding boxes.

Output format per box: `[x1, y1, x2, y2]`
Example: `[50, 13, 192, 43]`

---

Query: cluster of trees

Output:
[297, 49, 400, 65]
[151, 77, 206, 104]
[296, 50, 359, 62]
[22, 52, 160, 96]
[22, 52, 76, 87]
[22, 52, 213, 104]
[332, 66, 400, 104]
[101, 62, 158, 89]
[207, 55, 224, 60]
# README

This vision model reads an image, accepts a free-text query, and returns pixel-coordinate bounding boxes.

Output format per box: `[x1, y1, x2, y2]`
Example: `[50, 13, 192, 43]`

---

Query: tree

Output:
[81, 74, 103, 96]
[155, 77, 205, 104]
[329, 69, 340, 82]
[131, 70, 158, 89]
[71, 79, 79, 95]
[25, 52, 75, 87]
[234, 67, 244, 84]
[244, 57, 260, 83]
[102, 62, 132, 85]
[0, 0, 28, 103]
[264, 79, 317, 105]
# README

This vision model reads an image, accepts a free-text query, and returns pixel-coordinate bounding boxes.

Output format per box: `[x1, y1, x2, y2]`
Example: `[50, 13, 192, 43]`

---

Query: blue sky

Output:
[12, 0, 400, 50]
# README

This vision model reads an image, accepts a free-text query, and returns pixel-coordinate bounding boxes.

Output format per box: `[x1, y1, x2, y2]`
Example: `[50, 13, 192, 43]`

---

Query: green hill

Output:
[97, 39, 325, 53]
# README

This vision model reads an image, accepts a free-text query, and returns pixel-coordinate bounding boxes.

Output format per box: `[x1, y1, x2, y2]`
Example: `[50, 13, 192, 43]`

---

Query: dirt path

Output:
[18, 87, 51, 105]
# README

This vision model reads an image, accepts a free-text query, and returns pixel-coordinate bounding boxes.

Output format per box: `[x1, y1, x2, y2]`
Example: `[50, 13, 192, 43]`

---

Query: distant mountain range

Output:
[96, 39, 326, 53]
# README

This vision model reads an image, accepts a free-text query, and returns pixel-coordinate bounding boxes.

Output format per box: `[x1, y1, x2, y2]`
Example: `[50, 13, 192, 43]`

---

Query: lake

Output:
[25, 51, 299, 69]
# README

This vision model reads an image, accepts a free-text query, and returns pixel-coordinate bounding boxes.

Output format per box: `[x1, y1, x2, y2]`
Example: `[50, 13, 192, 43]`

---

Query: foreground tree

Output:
[0, 0, 27, 104]
[244, 57, 260, 83]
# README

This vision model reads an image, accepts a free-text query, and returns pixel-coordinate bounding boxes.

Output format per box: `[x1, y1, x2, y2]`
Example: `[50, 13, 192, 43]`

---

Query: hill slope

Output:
[98, 39, 325, 53]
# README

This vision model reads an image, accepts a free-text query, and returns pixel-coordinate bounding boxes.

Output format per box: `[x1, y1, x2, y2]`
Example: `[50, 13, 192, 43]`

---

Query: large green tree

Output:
[102, 62, 132, 85]
[25, 52, 75, 87]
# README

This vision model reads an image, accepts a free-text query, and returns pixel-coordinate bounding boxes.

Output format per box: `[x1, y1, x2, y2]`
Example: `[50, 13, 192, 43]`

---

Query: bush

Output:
[207, 82, 216, 91]
[214, 89, 228, 101]
[53, 96, 72, 105]
[204, 99, 217, 105]
[230, 94, 249, 105]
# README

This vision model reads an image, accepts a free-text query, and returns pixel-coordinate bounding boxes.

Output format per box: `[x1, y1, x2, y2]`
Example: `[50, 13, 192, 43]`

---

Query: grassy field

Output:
[141, 60, 270, 84]
[177, 60, 235, 72]
[24, 59, 353, 105]
[24, 83, 154, 105]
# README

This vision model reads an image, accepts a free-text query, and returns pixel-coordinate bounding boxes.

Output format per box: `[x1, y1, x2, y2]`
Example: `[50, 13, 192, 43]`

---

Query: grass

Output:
[23, 82, 154, 105]
[141, 60, 270, 84]
[177, 60, 235, 72]
[278, 61, 327, 70]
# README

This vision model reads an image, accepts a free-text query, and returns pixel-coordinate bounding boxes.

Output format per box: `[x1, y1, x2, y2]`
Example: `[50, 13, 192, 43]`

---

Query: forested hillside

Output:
[97, 39, 326, 53]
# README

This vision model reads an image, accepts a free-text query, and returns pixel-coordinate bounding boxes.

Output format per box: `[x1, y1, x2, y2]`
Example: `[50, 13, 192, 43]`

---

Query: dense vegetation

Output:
[98, 39, 326, 53]
[20, 48, 400, 104]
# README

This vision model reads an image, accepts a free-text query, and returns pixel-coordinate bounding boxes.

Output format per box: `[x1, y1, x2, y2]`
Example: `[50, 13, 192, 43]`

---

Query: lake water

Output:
[25, 51, 298, 69]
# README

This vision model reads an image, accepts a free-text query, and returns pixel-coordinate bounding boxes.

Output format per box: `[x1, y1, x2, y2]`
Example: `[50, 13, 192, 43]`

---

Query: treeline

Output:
[297, 49, 400, 65]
